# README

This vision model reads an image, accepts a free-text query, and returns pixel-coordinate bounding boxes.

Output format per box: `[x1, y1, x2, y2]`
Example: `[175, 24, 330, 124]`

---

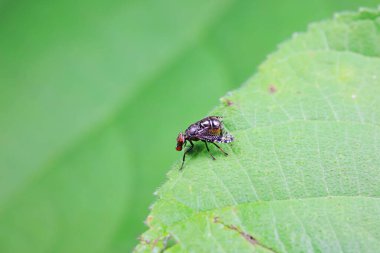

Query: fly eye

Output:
[177, 133, 184, 142]
[176, 133, 185, 151]
[176, 142, 183, 151]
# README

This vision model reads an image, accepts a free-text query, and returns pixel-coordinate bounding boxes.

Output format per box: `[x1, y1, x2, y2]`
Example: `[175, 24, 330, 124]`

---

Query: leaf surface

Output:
[135, 8, 380, 253]
[1, 1, 380, 252]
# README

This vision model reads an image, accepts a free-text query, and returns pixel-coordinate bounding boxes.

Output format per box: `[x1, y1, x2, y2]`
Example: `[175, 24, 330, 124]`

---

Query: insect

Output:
[176, 116, 234, 170]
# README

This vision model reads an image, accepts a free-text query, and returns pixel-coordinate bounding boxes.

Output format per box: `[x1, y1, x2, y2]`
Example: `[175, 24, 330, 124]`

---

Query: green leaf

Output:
[2, 0, 380, 252]
[135, 7, 380, 253]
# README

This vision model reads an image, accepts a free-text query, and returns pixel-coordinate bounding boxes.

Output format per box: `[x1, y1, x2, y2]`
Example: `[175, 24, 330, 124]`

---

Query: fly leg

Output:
[203, 141, 216, 160]
[212, 142, 228, 156]
[180, 141, 194, 170]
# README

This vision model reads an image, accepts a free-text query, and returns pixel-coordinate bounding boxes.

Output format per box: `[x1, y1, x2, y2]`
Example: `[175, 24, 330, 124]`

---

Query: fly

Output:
[176, 116, 234, 170]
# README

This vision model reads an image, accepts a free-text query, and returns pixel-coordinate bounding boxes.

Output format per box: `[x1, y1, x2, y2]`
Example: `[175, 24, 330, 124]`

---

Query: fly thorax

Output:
[200, 120, 210, 128]
[186, 125, 199, 136]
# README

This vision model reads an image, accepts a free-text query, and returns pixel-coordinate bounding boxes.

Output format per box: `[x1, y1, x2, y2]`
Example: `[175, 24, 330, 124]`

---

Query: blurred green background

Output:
[0, 0, 379, 252]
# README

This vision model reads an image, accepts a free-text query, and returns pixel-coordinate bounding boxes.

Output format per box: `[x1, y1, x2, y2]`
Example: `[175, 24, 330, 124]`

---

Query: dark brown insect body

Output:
[176, 116, 234, 170]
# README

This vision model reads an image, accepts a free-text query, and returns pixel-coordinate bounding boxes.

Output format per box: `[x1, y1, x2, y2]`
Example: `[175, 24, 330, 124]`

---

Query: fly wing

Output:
[195, 126, 221, 137]
[196, 130, 234, 143]
[198, 134, 234, 143]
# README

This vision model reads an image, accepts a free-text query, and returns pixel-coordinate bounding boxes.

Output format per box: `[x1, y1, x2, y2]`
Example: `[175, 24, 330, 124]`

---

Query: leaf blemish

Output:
[268, 84, 277, 94]
[221, 97, 234, 106]
[138, 235, 150, 245]
[144, 215, 154, 226]
[212, 216, 277, 252]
